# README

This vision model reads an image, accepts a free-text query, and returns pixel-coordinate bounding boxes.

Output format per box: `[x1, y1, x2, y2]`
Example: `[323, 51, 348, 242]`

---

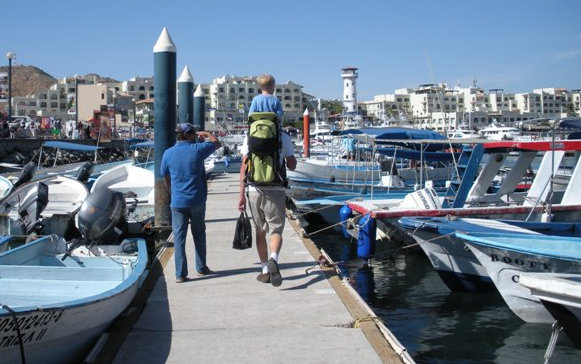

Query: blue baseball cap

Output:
[176, 123, 195, 134]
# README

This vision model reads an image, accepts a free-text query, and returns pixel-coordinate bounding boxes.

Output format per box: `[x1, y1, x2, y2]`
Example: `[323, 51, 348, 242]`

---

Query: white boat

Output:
[90, 164, 154, 222]
[458, 232, 581, 323]
[0, 175, 89, 237]
[519, 272, 581, 348]
[479, 124, 521, 140]
[205, 153, 242, 175]
[0, 235, 148, 364]
[0, 176, 13, 201]
[447, 127, 480, 139]
[398, 217, 545, 293]
[347, 140, 581, 258]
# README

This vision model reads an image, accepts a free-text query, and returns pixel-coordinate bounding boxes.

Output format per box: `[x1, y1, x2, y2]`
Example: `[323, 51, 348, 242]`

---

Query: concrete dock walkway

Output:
[112, 173, 402, 363]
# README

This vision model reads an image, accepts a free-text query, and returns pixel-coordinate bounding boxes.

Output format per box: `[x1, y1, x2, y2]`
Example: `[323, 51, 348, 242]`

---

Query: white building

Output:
[121, 77, 154, 101]
[361, 83, 580, 132]
[204, 74, 314, 128]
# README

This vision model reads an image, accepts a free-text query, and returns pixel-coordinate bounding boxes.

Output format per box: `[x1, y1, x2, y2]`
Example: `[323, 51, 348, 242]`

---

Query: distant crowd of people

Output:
[0, 117, 93, 140]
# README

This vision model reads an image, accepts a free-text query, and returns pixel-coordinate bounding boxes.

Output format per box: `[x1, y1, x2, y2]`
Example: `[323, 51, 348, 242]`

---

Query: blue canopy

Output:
[42, 141, 101, 152]
[340, 127, 446, 141]
[341, 127, 451, 151]
[130, 141, 154, 149]
[557, 117, 581, 130]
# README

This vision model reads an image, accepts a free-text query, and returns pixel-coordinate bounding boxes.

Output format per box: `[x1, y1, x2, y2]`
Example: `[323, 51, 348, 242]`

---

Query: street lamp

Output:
[6, 52, 16, 123]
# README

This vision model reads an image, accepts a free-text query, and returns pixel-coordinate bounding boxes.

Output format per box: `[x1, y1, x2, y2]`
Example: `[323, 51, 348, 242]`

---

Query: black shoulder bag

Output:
[233, 210, 252, 250]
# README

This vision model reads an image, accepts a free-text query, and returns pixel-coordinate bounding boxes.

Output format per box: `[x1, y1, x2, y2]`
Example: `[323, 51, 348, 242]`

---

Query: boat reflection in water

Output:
[309, 228, 581, 362]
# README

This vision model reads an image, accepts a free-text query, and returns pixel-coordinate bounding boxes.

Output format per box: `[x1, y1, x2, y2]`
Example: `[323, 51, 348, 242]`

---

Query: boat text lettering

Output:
[490, 254, 551, 270]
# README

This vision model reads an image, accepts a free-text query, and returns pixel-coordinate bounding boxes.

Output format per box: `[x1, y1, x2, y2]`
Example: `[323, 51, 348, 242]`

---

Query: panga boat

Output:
[0, 235, 148, 364]
[90, 164, 154, 222]
[0, 175, 89, 237]
[457, 231, 581, 323]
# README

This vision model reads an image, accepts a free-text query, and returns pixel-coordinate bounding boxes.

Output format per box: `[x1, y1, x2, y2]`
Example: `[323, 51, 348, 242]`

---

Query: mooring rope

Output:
[0, 303, 26, 364]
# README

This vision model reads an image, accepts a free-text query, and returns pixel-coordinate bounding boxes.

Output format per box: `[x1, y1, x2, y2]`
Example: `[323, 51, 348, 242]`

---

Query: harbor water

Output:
[308, 227, 581, 363]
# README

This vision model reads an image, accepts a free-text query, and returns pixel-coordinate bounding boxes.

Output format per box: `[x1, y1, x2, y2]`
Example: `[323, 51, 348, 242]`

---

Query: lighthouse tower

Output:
[341, 67, 358, 113]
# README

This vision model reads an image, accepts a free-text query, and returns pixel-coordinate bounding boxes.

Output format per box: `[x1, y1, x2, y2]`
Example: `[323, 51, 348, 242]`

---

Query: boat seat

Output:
[0, 264, 125, 281]
[0, 277, 122, 307]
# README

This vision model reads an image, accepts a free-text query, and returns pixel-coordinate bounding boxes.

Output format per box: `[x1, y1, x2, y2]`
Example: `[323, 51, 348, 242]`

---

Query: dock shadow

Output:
[106, 255, 174, 363]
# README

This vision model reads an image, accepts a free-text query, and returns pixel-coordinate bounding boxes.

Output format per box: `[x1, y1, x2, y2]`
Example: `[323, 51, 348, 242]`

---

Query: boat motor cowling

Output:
[18, 181, 49, 234]
[12, 161, 36, 189]
[77, 188, 127, 243]
[75, 162, 94, 183]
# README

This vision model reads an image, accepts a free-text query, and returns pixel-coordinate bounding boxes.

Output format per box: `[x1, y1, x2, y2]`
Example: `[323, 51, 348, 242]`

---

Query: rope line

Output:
[1, 303, 26, 364]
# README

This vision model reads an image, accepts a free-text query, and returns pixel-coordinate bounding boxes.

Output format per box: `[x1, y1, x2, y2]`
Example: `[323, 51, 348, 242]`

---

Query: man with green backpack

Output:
[238, 74, 297, 287]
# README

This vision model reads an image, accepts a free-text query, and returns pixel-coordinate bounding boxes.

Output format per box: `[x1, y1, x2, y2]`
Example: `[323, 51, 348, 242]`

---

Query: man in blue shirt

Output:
[161, 123, 220, 283]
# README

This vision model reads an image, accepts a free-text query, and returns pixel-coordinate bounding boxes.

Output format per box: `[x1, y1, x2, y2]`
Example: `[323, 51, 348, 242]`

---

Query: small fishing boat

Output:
[0, 235, 148, 364]
[457, 232, 581, 323]
[519, 272, 581, 348]
[0, 175, 89, 237]
[398, 217, 544, 292]
[90, 164, 154, 222]
[205, 154, 242, 176]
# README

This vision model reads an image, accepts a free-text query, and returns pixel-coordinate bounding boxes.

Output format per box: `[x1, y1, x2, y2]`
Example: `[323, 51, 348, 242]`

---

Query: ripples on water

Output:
[309, 229, 581, 363]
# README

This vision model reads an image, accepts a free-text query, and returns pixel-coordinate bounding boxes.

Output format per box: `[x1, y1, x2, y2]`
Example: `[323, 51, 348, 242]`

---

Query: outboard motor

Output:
[77, 188, 128, 244]
[12, 161, 36, 189]
[18, 182, 49, 234]
[75, 162, 94, 183]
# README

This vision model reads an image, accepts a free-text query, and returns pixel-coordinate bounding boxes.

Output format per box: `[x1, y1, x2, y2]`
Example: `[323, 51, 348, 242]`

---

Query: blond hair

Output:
[256, 74, 275, 93]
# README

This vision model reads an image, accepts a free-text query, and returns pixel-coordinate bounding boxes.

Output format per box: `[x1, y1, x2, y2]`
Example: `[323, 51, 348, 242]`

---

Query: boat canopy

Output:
[361, 147, 460, 162]
[130, 141, 154, 149]
[340, 127, 452, 151]
[340, 127, 446, 141]
[42, 141, 102, 152]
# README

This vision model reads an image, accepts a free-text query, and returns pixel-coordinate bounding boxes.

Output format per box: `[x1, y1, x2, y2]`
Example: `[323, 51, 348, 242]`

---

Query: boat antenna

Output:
[424, 50, 460, 179]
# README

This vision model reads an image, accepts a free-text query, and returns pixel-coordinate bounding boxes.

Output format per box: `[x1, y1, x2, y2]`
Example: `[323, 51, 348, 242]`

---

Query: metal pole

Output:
[303, 108, 310, 158]
[153, 27, 177, 228]
[6, 54, 14, 122]
[75, 78, 78, 124]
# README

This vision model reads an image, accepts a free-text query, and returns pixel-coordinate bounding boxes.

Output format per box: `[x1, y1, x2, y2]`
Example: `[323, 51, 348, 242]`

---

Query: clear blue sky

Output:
[3, 0, 581, 100]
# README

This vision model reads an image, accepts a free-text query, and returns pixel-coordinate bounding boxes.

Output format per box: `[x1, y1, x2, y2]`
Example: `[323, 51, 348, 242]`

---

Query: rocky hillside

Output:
[0, 65, 57, 97]
[0, 66, 121, 97]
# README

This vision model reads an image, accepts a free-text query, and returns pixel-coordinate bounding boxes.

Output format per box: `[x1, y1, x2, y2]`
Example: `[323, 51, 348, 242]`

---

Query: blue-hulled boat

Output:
[457, 232, 581, 323]
[0, 235, 148, 364]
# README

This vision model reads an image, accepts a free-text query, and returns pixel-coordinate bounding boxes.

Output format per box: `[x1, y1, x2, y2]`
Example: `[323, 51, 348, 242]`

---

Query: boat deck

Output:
[112, 173, 404, 363]
[0, 259, 128, 306]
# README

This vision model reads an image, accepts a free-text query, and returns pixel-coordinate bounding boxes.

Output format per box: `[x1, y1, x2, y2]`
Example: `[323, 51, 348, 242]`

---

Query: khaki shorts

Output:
[248, 187, 286, 235]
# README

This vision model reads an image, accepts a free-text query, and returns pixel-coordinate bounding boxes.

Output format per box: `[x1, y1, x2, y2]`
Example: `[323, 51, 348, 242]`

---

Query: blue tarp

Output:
[558, 117, 581, 130]
[42, 141, 101, 152]
[125, 138, 148, 143]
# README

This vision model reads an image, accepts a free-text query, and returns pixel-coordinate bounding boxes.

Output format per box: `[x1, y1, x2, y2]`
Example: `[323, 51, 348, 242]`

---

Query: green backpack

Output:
[245, 112, 286, 186]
